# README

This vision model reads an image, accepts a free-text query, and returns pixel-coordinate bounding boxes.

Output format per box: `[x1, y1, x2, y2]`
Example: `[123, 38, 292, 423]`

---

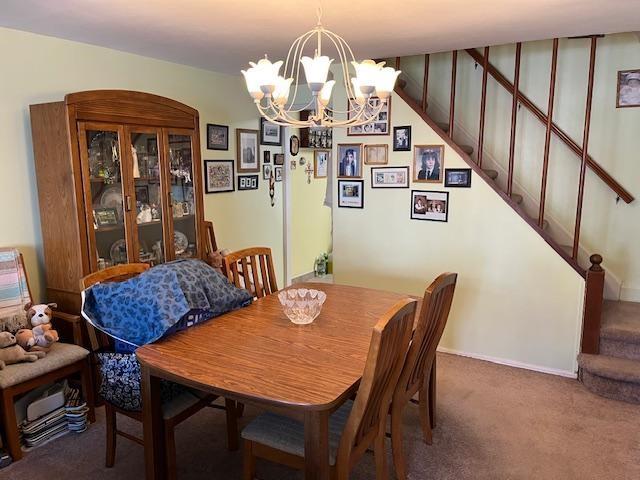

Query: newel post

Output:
[581, 254, 605, 354]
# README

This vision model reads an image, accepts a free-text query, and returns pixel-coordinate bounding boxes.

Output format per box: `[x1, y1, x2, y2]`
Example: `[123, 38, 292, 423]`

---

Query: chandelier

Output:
[241, 10, 401, 128]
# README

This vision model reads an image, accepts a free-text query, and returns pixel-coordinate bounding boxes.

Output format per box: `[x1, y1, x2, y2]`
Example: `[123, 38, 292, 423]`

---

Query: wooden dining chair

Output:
[241, 298, 416, 480]
[222, 247, 278, 299]
[80, 264, 239, 478]
[390, 273, 457, 480]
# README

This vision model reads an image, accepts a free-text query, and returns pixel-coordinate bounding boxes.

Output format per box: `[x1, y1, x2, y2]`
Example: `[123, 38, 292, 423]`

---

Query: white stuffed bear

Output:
[21, 303, 60, 350]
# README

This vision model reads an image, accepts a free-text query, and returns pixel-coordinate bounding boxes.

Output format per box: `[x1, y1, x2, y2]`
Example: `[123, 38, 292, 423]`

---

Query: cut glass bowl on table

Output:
[277, 288, 327, 325]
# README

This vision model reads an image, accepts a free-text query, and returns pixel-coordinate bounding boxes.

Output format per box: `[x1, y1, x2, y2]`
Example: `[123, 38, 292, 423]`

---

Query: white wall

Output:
[0, 27, 286, 298]
[394, 33, 640, 300]
[331, 67, 585, 375]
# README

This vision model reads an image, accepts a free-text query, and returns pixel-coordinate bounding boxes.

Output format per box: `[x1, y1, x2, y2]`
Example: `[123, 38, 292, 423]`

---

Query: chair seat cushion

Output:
[0, 342, 88, 389]
[241, 400, 353, 466]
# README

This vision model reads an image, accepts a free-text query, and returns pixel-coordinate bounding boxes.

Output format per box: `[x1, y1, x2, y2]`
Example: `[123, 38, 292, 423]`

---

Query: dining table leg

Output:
[141, 365, 167, 480]
[304, 409, 330, 480]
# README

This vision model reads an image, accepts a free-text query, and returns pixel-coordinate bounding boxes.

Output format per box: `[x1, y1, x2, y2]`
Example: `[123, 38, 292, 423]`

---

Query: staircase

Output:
[579, 301, 640, 403]
[388, 37, 639, 403]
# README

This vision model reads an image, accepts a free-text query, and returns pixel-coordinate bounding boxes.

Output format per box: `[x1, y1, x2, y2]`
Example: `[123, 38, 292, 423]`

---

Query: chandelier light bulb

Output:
[300, 55, 333, 92]
[253, 57, 283, 94]
[352, 59, 384, 94]
[350, 78, 366, 105]
[375, 67, 402, 99]
[319, 80, 335, 106]
[241, 64, 265, 100]
[273, 76, 293, 106]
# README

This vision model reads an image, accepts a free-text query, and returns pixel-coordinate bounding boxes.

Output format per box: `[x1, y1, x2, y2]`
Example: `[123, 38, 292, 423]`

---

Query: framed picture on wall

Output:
[263, 164, 273, 180]
[347, 97, 391, 136]
[413, 145, 444, 183]
[206, 124, 229, 150]
[274, 166, 283, 182]
[263, 150, 271, 164]
[260, 118, 283, 145]
[236, 129, 260, 173]
[393, 126, 411, 151]
[411, 190, 449, 222]
[364, 144, 388, 165]
[314, 150, 330, 178]
[337, 143, 363, 178]
[204, 160, 234, 194]
[444, 168, 472, 187]
[371, 166, 409, 189]
[238, 175, 259, 191]
[274, 153, 285, 165]
[616, 69, 640, 108]
[338, 180, 364, 208]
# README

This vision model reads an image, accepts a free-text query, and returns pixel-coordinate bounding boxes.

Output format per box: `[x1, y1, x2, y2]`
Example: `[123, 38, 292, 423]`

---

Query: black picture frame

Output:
[274, 166, 283, 182]
[290, 135, 300, 156]
[93, 207, 119, 227]
[263, 150, 271, 164]
[238, 174, 259, 191]
[206, 124, 229, 150]
[260, 118, 283, 146]
[370, 166, 410, 189]
[338, 179, 365, 209]
[274, 153, 285, 165]
[204, 160, 235, 194]
[444, 168, 472, 188]
[393, 125, 411, 151]
[410, 190, 449, 222]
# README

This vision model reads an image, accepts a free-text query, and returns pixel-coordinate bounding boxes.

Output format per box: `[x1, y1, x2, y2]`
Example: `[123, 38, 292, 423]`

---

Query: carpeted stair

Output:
[578, 300, 640, 404]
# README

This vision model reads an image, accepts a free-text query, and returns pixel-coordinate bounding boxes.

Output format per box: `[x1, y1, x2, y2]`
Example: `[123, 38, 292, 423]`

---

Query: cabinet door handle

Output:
[125, 195, 132, 212]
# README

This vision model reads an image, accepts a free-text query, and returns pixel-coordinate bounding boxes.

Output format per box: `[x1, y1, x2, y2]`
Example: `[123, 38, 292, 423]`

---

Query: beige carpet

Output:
[4, 353, 640, 479]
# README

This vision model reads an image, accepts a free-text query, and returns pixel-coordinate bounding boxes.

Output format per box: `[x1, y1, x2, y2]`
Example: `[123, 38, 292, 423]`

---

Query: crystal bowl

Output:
[277, 288, 327, 325]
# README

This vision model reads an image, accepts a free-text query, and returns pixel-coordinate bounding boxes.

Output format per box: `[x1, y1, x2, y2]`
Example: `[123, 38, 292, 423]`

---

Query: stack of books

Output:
[64, 386, 88, 433]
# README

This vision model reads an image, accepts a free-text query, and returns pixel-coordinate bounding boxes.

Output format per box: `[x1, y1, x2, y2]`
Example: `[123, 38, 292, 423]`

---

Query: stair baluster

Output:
[421, 54, 429, 112]
[582, 254, 605, 354]
[449, 50, 457, 136]
[477, 46, 490, 167]
[507, 43, 522, 197]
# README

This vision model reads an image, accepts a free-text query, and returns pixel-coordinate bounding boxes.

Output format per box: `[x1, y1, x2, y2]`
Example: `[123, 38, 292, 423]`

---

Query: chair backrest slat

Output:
[222, 247, 278, 299]
[337, 298, 416, 465]
[395, 273, 457, 404]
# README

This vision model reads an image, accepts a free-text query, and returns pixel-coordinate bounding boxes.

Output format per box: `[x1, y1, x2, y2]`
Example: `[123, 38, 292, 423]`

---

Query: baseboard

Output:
[620, 287, 640, 303]
[291, 271, 316, 284]
[437, 346, 577, 379]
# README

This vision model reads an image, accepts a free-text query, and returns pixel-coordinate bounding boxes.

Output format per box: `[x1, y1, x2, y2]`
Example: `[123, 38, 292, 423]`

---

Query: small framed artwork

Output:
[337, 143, 363, 178]
[371, 166, 409, 189]
[413, 145, 444, 183]
[134, 185, 150, 204]
[204, 159, 235, 194]
[93, 207, 119, 227]
[338, 180, 365, 209]
[263, 150, 271, 164]
[147, 138, 158, 155]
[206, 124, 229, 150]
[238, 175, 259, 191]
[260, 118, 282, 146]
[236, 129, 260, 173]
[411, 190, 449, 222]
[444, 168, 472, 187]
[274, 166, 283, 182]
[290, 135, 300, 156]
[393, 126, 411, 151]
[364, 144, 388, 165]
[314, 150, 330, 178]
[347, 97, 391, 136]
[617, 69, 640, 108]
[263, 164, 273, 180]
[274, 153, 285, 166]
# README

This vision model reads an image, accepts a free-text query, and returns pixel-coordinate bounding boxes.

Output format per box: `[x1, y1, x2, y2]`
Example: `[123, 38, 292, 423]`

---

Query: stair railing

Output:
[582, 254, 605, 354]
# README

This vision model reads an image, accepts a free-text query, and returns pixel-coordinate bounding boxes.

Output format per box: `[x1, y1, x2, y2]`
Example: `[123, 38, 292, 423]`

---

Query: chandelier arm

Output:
[285, 31, 315, 108]
[257, 103, 316, 127]
[322, 103, 386, 127]
[325, 97, 383, 115]
[321, 29, 358, 103]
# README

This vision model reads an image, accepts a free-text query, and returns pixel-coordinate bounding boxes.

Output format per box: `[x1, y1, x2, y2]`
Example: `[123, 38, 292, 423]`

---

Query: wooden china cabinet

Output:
[29, 90, 205, 313]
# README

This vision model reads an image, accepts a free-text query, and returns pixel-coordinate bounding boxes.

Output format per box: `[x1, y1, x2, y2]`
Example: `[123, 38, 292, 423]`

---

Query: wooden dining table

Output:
[136, 282, 413, 480]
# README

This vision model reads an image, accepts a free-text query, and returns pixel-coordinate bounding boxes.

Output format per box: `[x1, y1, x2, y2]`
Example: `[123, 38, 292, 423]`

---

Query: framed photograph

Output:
[238, 175, 259, 191]
[290, 135, 300, 156]
[393, 126, 411, 151]
[93, 207, 119, 227]
[147, 138, 158, 155]
[413, 145, 444, 183]
[337, 143, 363, 178]
[236, 129, 260, 173]
[338, 180, 364, 209]
[411, 190, 449, 222]
[371, 166, 409, 189]
[314, 150, 330, 178]
[364, 144, 388, 165]
[274, 153, 285, 166]
[204, 159, 235, 194]
[206, 124, 229, 150]
[617, 69, 640, 108]
[134, 185, 150, 204]
[260, 118, 282, 145]
[445, 168, 472, 188]
[274, 166, 283, 182]
[263, 164, 273, 180]
[347, 97, 391, 136]
[263, 150, 271, 164]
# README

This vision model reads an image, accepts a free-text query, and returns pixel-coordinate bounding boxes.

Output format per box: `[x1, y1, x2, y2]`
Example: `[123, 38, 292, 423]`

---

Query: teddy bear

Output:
[16, 303, 60, 352]
[0, 332, 45, 369]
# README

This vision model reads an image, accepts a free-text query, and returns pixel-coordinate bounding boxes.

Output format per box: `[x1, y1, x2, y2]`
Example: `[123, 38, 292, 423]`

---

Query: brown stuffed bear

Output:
[20, 303, 60, 351]
[0, 332, 45, 369]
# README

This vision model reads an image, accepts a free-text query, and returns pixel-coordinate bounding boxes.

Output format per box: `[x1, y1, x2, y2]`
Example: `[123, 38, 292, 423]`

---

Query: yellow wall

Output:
[396, 33, 640, 300]
[0, 27, 285, 297]
[332, 69, 586, 375]
[291, 148, 332, 278]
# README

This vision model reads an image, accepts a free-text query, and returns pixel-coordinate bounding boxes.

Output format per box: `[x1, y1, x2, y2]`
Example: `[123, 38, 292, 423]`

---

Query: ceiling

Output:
[1, 0, 639, 75]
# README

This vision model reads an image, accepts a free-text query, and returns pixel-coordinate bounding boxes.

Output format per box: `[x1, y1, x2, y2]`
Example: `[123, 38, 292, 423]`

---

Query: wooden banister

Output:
[449, 50, 458, 136]
[422, 54, 430, 112]
[465, 47, 634, 204]
[581, 254, 605, 354]
[477, 47, 489, 167]
[507, 43, 522, 196]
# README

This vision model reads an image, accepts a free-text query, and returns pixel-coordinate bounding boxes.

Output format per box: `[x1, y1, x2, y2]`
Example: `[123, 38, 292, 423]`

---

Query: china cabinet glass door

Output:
[165, 130, 199, 260]
[126, 127, 169, 266]
[79, 122, 131, 271]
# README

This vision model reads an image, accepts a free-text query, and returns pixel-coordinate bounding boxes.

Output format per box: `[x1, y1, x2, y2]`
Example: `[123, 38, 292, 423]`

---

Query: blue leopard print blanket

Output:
[81, 259, 253, 348]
